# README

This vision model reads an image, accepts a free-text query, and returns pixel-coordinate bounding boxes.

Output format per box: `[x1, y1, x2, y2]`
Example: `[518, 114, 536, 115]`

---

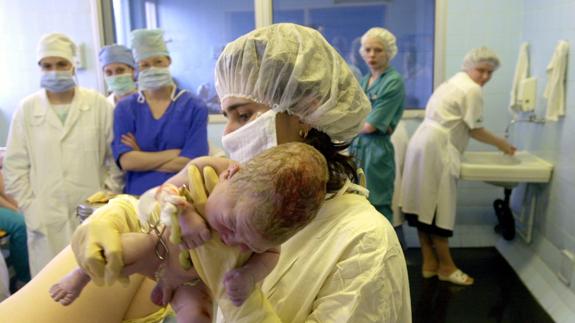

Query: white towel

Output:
[544, 40, 569, 121]
[509, 42, 530, 114]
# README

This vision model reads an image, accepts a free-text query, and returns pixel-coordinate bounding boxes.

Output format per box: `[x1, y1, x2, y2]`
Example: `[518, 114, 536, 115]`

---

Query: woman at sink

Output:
[400, 47, 516, 286]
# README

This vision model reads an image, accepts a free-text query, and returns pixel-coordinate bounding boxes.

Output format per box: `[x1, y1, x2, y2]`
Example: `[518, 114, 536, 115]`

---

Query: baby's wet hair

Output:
[228, 142, 328, 245]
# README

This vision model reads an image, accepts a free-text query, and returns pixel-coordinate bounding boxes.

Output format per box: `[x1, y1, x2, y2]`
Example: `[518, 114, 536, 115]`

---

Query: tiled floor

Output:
[406, 247, 554, 323]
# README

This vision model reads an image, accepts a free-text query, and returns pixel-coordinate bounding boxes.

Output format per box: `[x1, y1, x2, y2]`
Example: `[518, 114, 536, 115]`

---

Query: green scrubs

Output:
[350, 67, 405, 220]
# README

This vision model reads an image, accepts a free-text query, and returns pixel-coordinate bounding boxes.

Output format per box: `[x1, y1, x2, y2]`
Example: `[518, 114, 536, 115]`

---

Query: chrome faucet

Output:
[504, 113, 546, 139]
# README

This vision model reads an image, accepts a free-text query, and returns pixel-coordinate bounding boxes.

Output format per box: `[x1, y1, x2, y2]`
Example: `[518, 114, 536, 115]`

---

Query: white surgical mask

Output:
[221, 109, 278, 163]
[40, 70, 76, 93]
[138, 67, 172, 91]
[105, 73, 136, 96]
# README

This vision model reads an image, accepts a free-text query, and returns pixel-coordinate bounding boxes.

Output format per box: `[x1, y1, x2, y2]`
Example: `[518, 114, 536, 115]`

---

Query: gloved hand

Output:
[177, 165, 219, 248]
[155, 183, 190, 244]
[71, 195, 141, 286]
[168, 165, 219, 269]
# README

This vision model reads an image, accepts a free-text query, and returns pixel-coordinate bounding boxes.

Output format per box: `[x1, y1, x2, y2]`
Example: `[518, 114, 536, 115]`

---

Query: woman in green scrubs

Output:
[350, 27, 405, 221]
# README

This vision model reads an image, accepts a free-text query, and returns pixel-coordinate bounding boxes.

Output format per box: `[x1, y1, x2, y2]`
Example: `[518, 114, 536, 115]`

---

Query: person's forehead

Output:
[221, 96, 262, 112]
[362, 37, 385, 48]
[104, 63, 131, 70]
[138, 55, 168, 64]
[40, 56, 71, 64]
[222, 96, 255, 106]
[475, 62, 495, 71]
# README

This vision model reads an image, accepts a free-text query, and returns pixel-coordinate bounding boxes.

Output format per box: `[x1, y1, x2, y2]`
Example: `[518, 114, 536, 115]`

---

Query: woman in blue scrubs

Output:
[350, 27, 405, 221]
[112, 29, 209, 195]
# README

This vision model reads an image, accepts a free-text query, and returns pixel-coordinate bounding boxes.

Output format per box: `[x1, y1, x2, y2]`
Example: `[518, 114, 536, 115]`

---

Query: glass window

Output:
[111, 0, 435, 111]
[113, 0, 255, 114]
[273, 0, 435, 109]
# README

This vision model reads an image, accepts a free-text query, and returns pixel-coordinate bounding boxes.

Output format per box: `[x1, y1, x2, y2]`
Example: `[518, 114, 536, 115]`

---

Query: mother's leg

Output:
[0, 246, 151, 323]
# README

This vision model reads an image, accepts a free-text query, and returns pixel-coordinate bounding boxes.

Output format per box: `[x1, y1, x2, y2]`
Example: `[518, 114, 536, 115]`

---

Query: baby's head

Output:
[206, 142, 328, 252]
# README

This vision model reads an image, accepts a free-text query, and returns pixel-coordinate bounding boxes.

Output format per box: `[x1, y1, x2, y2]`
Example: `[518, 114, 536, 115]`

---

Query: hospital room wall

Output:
[509, 0, 575, 273]
[0, 0, 102, 145]
[502, 0, 575, 308]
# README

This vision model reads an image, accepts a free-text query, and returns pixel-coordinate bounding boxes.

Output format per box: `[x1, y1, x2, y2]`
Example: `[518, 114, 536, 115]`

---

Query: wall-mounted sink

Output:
[460, 151, 553, 188]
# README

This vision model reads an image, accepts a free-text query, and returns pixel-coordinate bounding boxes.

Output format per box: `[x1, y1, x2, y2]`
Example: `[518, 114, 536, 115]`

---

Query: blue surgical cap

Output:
[131, 29, 169, 62]
[99, 44, 135, 68]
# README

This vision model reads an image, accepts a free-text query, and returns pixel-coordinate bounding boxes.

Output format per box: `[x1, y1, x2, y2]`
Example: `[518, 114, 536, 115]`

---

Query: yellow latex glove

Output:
[71, 195, 141, 286]
[172, 165, 219, 269]
[85, 190, 116, 203]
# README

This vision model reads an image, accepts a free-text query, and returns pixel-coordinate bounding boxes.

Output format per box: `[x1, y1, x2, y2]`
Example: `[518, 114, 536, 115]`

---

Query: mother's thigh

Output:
[0, 246, 146, 323]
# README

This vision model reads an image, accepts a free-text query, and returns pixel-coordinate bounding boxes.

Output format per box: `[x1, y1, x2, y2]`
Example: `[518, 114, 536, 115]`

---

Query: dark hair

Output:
[305, 128, 359, 193]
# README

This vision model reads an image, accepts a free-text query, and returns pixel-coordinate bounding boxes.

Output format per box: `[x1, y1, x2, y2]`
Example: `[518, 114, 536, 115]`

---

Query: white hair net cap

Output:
[361, 27, 398, 60]
[131, 29, 169, 62]
[462, 47, 500, 71]
[215, 23, 370, 142]
[37, 33, 76, 64]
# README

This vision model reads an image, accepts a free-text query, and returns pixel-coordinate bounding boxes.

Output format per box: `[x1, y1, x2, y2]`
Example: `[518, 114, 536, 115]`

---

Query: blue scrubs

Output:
[350, 67, 405, 220]
[112, 89, 209, 195]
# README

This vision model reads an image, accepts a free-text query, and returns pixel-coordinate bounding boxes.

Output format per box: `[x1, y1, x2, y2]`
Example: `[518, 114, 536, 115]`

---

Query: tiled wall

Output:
[516, 0, 575, 270]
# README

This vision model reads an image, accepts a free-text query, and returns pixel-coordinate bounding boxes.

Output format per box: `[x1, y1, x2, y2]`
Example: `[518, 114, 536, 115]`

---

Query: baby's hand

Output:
[156, 183, 188, 208]
[223, 267, 255, 306]
[178, 207, 211, 249]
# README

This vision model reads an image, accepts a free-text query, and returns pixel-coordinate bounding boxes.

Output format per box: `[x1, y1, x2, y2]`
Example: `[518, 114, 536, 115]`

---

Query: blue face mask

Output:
[138, 67, 172, 91]
[40, 70, 76, 93]
[105, 74, 136, 96]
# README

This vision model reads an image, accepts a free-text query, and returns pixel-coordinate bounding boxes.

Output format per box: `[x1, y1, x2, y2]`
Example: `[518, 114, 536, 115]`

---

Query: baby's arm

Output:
[170, 158, 237, 250]
[223, 247, 280, 306]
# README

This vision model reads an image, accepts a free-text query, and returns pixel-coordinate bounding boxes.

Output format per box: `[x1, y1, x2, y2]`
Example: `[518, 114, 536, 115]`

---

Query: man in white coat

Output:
[2, 33, 121, 276]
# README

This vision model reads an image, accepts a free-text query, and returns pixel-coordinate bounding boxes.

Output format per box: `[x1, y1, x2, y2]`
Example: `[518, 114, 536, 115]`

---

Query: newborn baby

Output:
[50, 142, 328, 322]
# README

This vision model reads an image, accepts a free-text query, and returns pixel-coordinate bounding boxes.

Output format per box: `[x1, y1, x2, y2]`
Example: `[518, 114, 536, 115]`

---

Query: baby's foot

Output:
[223, 267, 255, 306]
[49, 268, 91, 306]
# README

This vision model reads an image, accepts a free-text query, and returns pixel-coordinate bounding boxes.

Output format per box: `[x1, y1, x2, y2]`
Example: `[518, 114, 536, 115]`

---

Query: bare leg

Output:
[49, 233, 161, 306]
[120, 233, 163, 278]
[432, 235, 474, 284]
[49, 268, 91, 305]
[418, 230, 438, 273]
[171, 282, 213, 323]
[0, 246, 158, 323]
[150, 232, 203, 307]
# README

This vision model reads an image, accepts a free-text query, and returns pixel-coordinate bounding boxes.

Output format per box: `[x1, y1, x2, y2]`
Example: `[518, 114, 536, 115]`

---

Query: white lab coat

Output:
[2, 87, 120, 275]
[390, 120, 409, 226]
[198, 182, 411, 323]
[400, 72, 483, 231]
